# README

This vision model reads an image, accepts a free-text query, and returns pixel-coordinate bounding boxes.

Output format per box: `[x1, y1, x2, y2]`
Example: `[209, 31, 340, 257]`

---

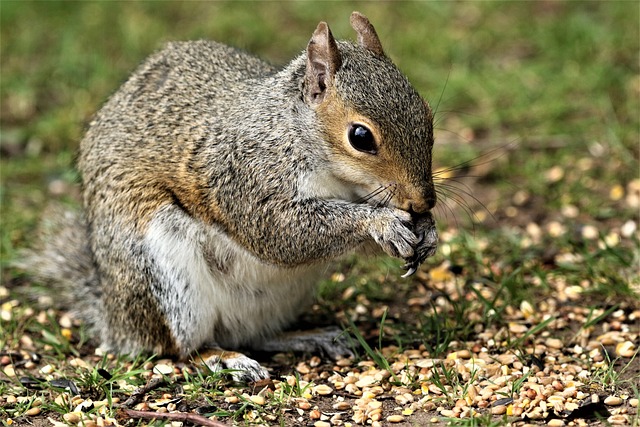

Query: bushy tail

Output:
[15, 207, 102, 329]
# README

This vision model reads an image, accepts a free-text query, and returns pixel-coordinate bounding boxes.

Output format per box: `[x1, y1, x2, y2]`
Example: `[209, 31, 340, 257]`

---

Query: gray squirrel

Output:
[23, 12, 438, 381]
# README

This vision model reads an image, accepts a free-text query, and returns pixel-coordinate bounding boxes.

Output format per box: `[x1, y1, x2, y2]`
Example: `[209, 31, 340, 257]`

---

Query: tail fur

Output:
[15, 207, 102, 334]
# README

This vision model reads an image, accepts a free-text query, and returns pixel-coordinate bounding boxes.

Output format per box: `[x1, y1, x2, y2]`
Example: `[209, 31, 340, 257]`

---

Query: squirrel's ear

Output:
[305, 21, 342, 105]
[349, 11, 384, 56]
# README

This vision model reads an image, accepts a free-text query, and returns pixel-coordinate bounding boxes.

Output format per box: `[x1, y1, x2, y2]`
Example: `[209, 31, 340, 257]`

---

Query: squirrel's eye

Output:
[348, 124, 377, 154]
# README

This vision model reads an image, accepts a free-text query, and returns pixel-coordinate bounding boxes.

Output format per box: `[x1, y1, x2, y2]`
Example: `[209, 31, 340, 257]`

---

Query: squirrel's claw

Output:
[400, 216, 437, 278]
[401, 264, 418, 278]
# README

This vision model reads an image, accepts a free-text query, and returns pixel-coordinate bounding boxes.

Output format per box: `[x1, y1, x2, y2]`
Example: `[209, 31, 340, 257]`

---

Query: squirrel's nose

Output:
[405, 194, 436, 215]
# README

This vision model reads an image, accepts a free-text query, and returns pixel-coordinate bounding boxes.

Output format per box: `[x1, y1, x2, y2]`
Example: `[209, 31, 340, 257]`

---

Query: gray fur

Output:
[22, 12, 438, 379]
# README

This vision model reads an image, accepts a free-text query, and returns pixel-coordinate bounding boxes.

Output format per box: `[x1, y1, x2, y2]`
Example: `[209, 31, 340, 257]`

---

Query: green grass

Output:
[1, 1, 639, 426]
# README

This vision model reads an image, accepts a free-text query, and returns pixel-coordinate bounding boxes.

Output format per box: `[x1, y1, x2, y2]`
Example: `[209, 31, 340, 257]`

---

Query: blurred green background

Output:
[1, 1, 638, 279]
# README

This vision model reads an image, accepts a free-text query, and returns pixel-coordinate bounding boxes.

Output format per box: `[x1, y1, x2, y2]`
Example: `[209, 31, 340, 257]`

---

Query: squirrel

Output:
[22, 12, 438, 381]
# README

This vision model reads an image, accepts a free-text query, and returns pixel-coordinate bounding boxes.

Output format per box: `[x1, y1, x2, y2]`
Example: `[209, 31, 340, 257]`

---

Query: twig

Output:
[118, 377, 166, 408]
[123, 409, 230, 427]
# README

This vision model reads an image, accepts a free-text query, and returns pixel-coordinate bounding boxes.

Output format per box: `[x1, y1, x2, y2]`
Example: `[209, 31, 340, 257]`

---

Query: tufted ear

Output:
[350, 11, 384, 56]
[304, 21, 342, 105]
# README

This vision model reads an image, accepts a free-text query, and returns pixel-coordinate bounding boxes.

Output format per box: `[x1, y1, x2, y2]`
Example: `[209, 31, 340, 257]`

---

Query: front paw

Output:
[368, 208, 419, 259]
[402, 213, 438, 277]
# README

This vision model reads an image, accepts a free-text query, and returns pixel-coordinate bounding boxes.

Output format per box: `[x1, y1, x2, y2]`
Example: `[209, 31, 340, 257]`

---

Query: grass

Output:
[1, 1, 639, 426]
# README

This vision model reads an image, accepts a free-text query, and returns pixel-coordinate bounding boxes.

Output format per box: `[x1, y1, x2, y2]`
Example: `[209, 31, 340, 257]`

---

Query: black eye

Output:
[348, 124, 377, 154]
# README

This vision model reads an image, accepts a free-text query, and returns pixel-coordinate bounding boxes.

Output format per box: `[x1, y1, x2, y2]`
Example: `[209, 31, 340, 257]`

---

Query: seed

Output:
[368, 400, 382, 410]
[629, 398, 638, 407]
[333, 401, 351, 410]
[63, 412, 82, 423]
[40, 364, 54, 375]
[466, 385, 478, 401]
[547, 420, 565, 426]
[24, 407, 41, 416]
[608, 415, 630, 425]
[313, 422, 330, 427]
[565, 402, 579, 411]
[297, 401, 311, 410]
[309, 409, 321, 419]
[604, 396, 623, 406]
[352, 410, 366, 424]
[225, 396, 239, 404]
[355, 376, 376, 388]
[313, 384, 333, 395]
[491, 405, 506, 415]
[395, 395, 409, 405]
[249, 395, 265, 405]
[386, 415, 405, 423]
[370, 411, 382, 421]
[545, 338, 564, 349]
[153, 364, 173, 375]
[615, 341, 636, 358]
[509, 323, 528, 334]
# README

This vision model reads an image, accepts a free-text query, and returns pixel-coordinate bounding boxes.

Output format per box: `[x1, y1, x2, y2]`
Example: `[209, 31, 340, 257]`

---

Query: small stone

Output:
[386, 415, 404, 423]
[604, 396, 623, 406]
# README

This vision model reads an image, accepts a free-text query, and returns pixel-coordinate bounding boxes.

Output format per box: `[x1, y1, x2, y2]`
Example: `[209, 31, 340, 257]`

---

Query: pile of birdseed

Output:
[1, 274, 638, 427]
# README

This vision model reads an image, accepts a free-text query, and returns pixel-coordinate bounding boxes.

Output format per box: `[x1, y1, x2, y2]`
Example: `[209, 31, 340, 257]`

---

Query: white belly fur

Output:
[144, 204, 325, 355]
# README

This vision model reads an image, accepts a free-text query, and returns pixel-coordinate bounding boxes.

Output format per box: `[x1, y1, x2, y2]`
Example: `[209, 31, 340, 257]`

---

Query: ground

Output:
[1, 2, 638, 426]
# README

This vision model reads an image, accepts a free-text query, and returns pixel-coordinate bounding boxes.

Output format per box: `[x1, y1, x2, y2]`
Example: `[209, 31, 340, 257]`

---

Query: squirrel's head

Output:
[304, 12, 436, 215]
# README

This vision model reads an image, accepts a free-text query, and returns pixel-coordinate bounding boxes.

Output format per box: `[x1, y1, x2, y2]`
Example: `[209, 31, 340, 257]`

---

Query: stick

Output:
[118, 377, 166, 408]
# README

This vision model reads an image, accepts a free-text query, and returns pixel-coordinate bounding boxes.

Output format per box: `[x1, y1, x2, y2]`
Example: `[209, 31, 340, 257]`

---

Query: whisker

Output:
[433, 194, 461, 230]
[437, 182, 490, 214]
[435, 182, 495, 225]
[432, 66, 451, 119]
[433, 141, 518, 177]
[354, 185, 387, 204]
[378, 186, 395, 208]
